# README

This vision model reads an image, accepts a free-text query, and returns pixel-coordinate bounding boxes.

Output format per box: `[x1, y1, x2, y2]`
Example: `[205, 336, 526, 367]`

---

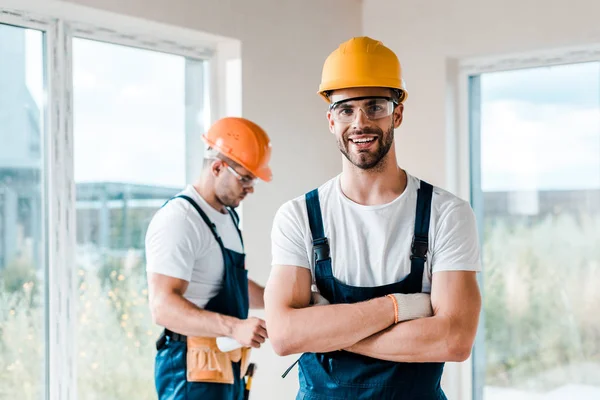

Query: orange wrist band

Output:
[386, 294, 399, 324]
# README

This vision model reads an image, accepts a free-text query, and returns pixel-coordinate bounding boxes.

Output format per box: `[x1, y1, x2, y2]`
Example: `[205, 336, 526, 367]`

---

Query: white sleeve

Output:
[145, 207, 198, 281]
[431, 201, 482, 273]
[271, 201, 310, 269]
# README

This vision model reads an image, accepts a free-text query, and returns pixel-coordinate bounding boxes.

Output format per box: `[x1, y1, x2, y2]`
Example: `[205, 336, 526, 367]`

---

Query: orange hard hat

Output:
[202, 117, 272, 182]
[318, 36, 407, 103]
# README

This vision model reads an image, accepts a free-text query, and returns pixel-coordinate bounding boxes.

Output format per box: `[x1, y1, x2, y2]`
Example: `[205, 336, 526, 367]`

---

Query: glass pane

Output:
[73, 38, 200, 399]
[0, 24, 46, 399]
[474, 62, 600, 399]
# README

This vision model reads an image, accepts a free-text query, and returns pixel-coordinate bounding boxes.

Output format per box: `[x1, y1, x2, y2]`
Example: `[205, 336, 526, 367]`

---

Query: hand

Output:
[310, 291, 330, 306]
[390, 293, 433, 322]
[231, 317, 268, 348]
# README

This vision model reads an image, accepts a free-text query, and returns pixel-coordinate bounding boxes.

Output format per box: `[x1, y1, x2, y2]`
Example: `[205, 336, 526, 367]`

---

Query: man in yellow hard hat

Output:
[146, 117, 272, 400]
[265, 37, 482, 399]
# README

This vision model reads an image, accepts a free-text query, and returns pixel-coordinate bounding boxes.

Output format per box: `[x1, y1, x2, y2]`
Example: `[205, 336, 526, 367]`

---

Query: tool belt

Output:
[158, 330, 251, 384]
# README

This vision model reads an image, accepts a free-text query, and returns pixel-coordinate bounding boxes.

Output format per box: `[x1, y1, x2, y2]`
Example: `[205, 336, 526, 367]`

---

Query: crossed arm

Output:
[346, 270, 481, 362]
[264, 265, 481, 362]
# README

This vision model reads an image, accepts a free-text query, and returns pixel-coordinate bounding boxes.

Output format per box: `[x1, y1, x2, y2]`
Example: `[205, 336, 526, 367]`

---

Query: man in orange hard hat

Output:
[146, 117, 272, 400]
[266, 37, 482, 399]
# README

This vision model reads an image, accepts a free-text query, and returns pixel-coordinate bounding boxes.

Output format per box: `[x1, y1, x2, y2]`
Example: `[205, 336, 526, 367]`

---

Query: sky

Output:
[71, 38, 188, 187]
[480, 62, 600, 191]
[25, 29, 43, 107]
[19, 28, 600, 193]
[24, 33, 210, 188]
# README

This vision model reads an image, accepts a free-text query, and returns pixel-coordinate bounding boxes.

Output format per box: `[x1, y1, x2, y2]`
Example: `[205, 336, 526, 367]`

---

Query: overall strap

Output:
[410, 181, 434, 291]
[226, 207, 244, 249]
[282, 190, 328, 380]
[305, 189, 330, 263]
[174, 195, 225, 249]
[156, 195, 227, 348]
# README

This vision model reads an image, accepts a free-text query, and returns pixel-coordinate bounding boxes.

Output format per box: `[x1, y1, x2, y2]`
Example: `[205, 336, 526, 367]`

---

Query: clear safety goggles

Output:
[224, 163, 258, 187]
[329, 96, 398, 123]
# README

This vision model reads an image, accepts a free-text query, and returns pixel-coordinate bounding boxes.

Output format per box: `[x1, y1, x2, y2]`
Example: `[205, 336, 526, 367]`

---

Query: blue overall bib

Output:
[154, 195, 249, 400]
[297, 181, 446, 400]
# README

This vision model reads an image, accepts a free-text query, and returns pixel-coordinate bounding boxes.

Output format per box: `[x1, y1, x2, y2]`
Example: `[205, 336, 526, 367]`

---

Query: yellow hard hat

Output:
[318, 37, 407, 103]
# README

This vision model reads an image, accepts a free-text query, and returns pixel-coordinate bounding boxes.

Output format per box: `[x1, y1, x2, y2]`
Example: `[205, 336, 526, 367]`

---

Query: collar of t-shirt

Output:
[333, 173, 417, 210]
[183, 185, 232, 225]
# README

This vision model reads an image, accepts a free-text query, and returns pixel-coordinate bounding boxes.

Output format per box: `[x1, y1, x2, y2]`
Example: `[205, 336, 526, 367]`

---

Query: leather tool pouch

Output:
[186, 337, 252, 384]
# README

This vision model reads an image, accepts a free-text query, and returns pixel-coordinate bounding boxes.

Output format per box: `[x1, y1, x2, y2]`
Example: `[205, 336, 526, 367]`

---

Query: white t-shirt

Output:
[145, 185, 243, 308]
[271, 173, 481, 292]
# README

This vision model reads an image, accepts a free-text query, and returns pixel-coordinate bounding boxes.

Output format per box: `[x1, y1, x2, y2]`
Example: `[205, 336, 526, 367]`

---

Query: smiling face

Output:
[327, 87, 404, 171]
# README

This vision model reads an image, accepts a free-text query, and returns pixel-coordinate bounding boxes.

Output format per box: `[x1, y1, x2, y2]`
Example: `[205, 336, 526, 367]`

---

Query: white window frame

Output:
[446, 42, 600, 400]
[0, 1, 240, 399]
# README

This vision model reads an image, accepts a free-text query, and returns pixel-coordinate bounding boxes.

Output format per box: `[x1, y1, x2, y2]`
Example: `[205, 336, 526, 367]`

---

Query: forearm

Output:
[269, 296, 395, 356]
[248, 279, 265, 309]
[347, 315, 474, 363]
[151, 292, 239, 338]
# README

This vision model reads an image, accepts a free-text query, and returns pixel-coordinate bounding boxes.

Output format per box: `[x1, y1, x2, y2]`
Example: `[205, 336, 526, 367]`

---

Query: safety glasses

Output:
[224, 163, 257, 187]
[329, 96, 398, 123]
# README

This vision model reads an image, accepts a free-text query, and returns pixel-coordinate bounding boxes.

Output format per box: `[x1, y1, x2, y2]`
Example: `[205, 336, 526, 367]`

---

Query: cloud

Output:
[481, 61, 600, 108]
[72, 38, 190, 187]
[480, 100, 600, 191]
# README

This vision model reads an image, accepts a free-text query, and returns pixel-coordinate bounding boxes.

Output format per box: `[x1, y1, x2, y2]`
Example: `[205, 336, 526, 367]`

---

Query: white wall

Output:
[363, 0, 600, 192]
[56, 0, 361, 398]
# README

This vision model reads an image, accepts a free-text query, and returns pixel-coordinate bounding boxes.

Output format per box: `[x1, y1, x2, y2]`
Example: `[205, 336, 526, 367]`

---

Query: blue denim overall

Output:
[154, 195, 248, 400]
[297, 181, 446, 400]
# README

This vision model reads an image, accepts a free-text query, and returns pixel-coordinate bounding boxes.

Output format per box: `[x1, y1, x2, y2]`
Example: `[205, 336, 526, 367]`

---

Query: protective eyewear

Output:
[224, 163, 258, 187]
[329, 96, 398, 123]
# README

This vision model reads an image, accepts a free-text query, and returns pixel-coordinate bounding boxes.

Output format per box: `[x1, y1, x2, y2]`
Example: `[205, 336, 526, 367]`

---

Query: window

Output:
[0, 4, 235, 398]
[0, 23, 46, 399]
[72, 38, 207, 398]
[469, 61, 600, 399]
